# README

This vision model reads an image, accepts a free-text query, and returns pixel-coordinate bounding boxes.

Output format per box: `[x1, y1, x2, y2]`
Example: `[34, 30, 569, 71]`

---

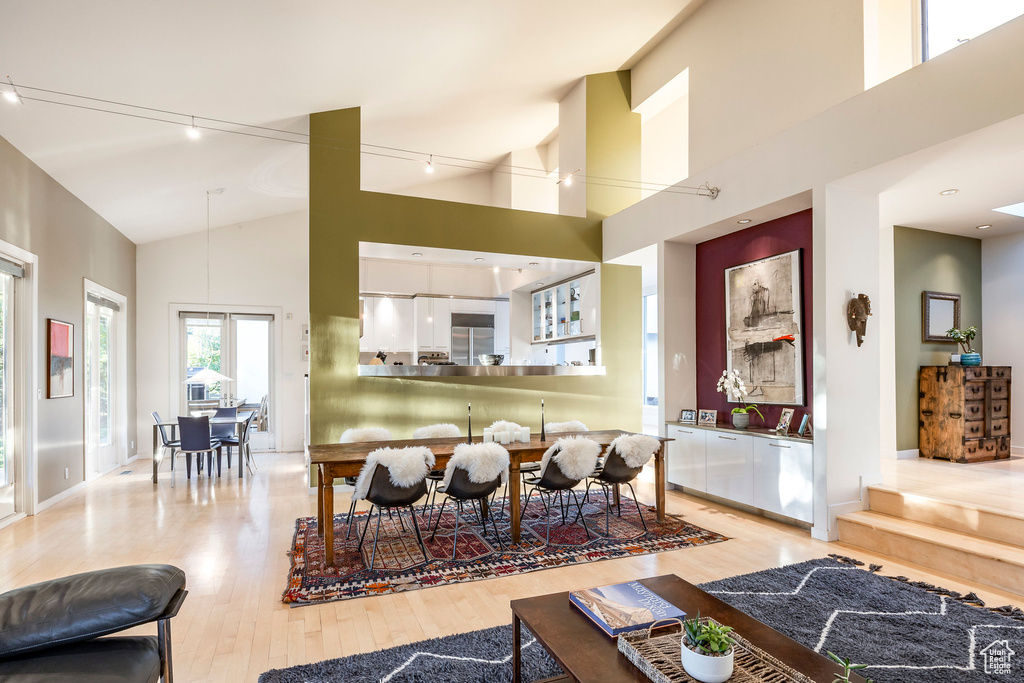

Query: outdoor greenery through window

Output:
[923, 0, 1024, 60]
[186, 317, 223, 398]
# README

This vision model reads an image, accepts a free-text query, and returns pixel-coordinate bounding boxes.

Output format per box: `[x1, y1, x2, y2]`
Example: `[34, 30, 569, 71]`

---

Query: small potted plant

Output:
[681, 614, 735, 683]
[716, 369, 764, 430]
[827, 651, 874, 683]
[947, 326, 980, 366]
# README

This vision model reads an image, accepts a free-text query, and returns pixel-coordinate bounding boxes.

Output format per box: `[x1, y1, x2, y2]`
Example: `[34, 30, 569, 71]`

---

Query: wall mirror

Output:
[922, 290, 960, 342]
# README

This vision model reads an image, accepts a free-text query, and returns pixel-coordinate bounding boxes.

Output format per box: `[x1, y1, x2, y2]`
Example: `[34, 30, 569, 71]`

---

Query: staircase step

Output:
[868, 485, 1024, 548]
[838, 510, 1024, 596]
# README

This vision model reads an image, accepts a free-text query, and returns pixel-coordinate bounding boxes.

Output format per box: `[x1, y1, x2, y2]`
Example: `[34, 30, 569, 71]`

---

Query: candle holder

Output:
[467, 402, 473, 444]
[540, 399, 546, 442]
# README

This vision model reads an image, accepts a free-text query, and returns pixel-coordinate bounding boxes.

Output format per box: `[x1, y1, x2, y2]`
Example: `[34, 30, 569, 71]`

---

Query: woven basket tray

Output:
[618, 618, 816, 683]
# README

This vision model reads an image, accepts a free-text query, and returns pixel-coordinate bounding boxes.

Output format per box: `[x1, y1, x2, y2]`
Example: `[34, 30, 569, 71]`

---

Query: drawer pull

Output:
[949, 412, 962, 419]
[679, 430, 693, 434]
[718, 436, 737, 441]
[769, 443, 791, 449]
[921, 410, 933, 417]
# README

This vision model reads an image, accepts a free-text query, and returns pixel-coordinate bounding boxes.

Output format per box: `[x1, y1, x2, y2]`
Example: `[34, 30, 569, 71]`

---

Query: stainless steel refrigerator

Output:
[450, 313, 495, 365]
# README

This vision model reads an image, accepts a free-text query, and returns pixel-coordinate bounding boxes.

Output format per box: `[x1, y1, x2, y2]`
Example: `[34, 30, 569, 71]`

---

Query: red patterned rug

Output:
[283, 492, 728, 605]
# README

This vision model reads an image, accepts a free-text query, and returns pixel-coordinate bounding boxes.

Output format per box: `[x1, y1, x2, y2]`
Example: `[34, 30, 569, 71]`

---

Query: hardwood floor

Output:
[883, 454, 1024, 514]
[1, 452, 1020, 682]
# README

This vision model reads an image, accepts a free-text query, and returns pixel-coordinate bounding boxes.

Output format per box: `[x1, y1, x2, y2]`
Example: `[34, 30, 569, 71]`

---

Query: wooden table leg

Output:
[323, 467, 336, 568]
[509, 460, 522, 544]
[512, 612, 522, 683]
[655, 442, 666, 522]
[317, 465, 325, 536]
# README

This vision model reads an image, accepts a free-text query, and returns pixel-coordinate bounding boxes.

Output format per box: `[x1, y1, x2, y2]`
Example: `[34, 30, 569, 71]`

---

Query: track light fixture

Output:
[187, 116, 201, 139]
[426, 154, 435, 174]
[3, 77, 21, 104]
[559, 169, 580, 187]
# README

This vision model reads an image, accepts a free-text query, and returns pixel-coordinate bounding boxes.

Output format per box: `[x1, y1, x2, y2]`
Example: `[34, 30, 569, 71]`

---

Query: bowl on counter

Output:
[478, 354, 504, 366]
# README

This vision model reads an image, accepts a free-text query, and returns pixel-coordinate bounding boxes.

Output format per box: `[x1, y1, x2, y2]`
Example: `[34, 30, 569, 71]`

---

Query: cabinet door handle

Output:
[718, 436, 737, 441]
[679, 430, 693, 434]
[769, 443, 791, 449]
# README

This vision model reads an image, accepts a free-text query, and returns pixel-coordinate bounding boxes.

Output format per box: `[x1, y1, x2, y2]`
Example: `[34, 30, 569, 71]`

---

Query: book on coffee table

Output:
[569, 580, 685, 637]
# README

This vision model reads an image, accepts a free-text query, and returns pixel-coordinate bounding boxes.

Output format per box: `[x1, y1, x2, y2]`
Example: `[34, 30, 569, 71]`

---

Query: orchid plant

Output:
[716, 369, 764, 420]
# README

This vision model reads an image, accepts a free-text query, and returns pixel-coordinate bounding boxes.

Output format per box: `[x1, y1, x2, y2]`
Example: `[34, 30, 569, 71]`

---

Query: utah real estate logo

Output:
[981, 639, 1015, 675]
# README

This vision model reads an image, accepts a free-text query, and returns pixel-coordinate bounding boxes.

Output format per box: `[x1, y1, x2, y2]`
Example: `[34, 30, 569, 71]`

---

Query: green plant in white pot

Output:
[716, 369, 763, 430]
[681, 614, 735, 683]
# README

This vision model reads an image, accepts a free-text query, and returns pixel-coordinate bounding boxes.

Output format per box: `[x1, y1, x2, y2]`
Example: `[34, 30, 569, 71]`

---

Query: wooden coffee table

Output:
[510, 574, 863, 683]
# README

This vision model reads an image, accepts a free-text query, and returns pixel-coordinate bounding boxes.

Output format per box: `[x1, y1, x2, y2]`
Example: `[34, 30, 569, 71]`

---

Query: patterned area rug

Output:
[283, 493, 727, 604]
[264, 557, 1024, 682]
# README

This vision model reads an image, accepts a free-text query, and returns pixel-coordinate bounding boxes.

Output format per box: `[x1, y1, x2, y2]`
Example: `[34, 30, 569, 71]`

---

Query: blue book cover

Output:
[569, 581, 685, 637]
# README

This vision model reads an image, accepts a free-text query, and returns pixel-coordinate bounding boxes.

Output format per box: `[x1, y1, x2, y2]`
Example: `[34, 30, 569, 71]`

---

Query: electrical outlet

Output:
[64, 468, 69, 479]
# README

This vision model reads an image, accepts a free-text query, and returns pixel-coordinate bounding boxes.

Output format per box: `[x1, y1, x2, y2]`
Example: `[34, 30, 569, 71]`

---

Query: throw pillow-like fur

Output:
[441, 442, 510, 489]
[545, 420, 588, 433]
[412, 423, 461, 439]
[353, 446, 434, 500]
[538, 436, 601, 481]
[489, 420, 522, 435]
[340, 427, 392, 443]
[608, 434, 661, 468]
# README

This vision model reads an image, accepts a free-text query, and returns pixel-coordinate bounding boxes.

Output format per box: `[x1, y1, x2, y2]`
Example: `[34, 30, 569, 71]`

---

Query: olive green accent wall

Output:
[585, 71, 641, 219]
[308, 98, 643, 467]
[894, 226, 983, 451]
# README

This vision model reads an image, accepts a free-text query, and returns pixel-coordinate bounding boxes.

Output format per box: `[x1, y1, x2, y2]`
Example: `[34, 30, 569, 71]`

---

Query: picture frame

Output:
[47, 319, 74, 399]
[797, 413, 812, 437]
[922, 291, 960, 343]
[679, 409, 698, 425]
[775, 408, 795, 435]
[698, 409, 718, 427]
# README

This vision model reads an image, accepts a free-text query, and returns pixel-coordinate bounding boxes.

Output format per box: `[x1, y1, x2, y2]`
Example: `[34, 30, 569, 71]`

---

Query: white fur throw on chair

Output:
[353, 446, 435, 501]
[340, 427, 393, 443]
[489, 420, 522, 434]
[545, 420, 588, 433]
[441, 442, 510, 489]
[412, 423, 461, 439]
[608, 434, 661, 468]
[538, 436, 601, 481]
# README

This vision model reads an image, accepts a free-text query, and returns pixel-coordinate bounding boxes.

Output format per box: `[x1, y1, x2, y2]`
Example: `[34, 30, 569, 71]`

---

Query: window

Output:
[643, 294, 658, 407]
[923, 0, 1024, 60]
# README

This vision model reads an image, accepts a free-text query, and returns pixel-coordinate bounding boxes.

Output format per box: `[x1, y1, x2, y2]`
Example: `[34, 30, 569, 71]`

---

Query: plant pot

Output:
[731, 412, 750, 430]
[680, 643, 735, 683]
[961, 352, 982, 367]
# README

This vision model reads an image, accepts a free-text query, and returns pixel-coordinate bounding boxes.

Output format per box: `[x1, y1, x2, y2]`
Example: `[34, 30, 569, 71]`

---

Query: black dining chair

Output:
[176, 416, 223, 482]
[520, 437, 600, 545]
[356, 448, 432, 569]
[152, 412, 180, 470]
[583, 439, 658, 534]
[211, 407, 238, 468]
[428, 443, 508, 559]
[219, 411, 256, 474]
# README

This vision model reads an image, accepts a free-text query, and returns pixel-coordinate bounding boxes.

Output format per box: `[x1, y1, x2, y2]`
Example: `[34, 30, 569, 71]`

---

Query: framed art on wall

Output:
[724, 249, 803, 405]
[47, 319, 74, 398]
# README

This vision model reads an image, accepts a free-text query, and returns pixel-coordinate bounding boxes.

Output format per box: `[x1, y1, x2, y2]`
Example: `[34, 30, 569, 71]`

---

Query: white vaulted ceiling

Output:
[0, 0, 693, 243]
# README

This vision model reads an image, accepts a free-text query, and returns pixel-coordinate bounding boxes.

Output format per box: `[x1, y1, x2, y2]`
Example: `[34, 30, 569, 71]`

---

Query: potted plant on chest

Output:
[681, 614, 735, 683]
[716, 369, 763, 430]
[947, 326, 980, 366]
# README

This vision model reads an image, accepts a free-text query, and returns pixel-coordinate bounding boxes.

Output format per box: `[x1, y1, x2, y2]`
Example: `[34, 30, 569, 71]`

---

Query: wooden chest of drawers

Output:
[919, 365, 1012, 462]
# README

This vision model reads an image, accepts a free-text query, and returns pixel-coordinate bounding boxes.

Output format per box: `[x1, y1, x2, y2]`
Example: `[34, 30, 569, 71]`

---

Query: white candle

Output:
[500, 430, 511, 445]
[513, 429, 522, 441]
[483, 430, 493, 443]
[520, 427, 530, 443]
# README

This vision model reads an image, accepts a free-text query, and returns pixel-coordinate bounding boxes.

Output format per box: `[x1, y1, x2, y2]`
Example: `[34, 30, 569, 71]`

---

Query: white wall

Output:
[641, 94, 689, 200]
[559, 78, 587, 217]
[396, 170, 495, 207]
[360, 259, 553, 298]
[136, 210, 309, 452]
[982, 233, 1024, 452]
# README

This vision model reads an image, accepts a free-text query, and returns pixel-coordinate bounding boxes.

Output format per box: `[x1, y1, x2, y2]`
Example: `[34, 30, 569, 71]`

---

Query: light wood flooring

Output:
[1, 452, 1021, 682]
[883, 454, 1024, 514]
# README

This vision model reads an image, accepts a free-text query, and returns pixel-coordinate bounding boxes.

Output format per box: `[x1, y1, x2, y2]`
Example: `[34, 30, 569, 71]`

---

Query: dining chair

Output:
[582, 434, 660, 533]
[490, 420, 536, 485]
[544, 420, 588, 433]
[219, 411, 257, 473]
[354, 446, 433, 569]
[176, 416, 223, 483]
[428, 443, 508, 559]
[520, 436, 600, 544]
[339, 427, 393, 538]
[211, 407, 238, 468]
[413, 423, 461, 517]
[151, 412, 180, 469]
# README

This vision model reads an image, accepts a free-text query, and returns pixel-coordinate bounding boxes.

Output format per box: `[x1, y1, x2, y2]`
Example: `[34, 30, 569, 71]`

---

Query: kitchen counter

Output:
[665, 421, 812, 444]
[359, 364, 606, 377]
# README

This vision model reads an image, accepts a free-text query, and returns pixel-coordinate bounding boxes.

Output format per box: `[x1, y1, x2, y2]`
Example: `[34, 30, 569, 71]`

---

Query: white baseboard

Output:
[0, 512, 26, 531]
[36, 481, 87, 513]
[896, 449, 920, 459]
[1013, 446, 1024, 456]
[813, 500, 865, 542]
[127, 454, 139, 464]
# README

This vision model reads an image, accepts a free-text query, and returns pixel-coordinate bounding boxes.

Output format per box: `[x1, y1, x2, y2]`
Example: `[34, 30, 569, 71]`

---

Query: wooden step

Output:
[868, 485, 1024, 548]
[837, 510, 1024, 595]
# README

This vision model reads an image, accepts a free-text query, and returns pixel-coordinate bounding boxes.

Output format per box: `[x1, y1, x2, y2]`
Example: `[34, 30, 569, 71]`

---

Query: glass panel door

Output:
[569, 279, 582, 336]
[182, 316, 226, 411]
[0, 273, 13, 520]
[532, 293, 542, 342]
[543, 289, 555, 340]
[86, 300, 118, 475]
[556, 284, 569, 338]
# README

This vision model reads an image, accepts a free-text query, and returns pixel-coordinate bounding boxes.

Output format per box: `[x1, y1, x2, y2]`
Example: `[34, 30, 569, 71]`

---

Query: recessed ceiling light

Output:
[528, 262, 539, 266]
[976, 224, 992, 230]
[939, 189, 959, 196]
[411, 252, 423, 257]
[536, 282, 544, 286]
[474, 257, 485, 262]
[737, 219, 752, 224]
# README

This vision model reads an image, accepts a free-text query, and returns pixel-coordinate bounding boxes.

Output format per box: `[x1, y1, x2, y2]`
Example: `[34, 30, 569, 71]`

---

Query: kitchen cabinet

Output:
[431, 298, 451, 350]
[705, 432, 754, 507]
[451, 299, 496, 314]
[753, 438, 813, 523]
[666, 425, 706, 492]
[372, 297, 396, 352]
[392, 298, 414, 353]
[359, 297, 372, 352]
[494, 300, 510, 358]
[532, 271, 595, 343]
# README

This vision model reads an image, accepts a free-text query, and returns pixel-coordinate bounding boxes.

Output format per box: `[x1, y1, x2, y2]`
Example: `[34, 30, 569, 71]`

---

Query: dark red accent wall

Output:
[695, 209, 813, 428]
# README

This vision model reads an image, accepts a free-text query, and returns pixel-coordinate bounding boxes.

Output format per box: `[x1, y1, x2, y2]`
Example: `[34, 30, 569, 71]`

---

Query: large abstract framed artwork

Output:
[724, 250, 803, 405]
[47, 319, 74, 398]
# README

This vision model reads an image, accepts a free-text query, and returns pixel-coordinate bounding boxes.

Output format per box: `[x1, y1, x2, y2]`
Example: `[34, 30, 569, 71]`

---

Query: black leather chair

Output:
[210, 407, 237, 467]
[0, 565, 187, 683]
[521, 446, 595, 545]
[429, 468, 505, 559]
[584, 446, 650, 533]
[176, 416, 222, 481]
[152, 412, 179, 468]
[217, 410, 255, 473]
[358, 465, 429, 569]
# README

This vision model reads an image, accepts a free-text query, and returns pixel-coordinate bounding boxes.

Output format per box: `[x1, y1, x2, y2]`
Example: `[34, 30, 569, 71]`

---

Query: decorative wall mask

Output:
[847, 294, 872, 347]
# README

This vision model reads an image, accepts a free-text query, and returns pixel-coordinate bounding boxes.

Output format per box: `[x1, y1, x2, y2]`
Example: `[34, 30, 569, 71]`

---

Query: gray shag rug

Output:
[260, 556, 1024, 682]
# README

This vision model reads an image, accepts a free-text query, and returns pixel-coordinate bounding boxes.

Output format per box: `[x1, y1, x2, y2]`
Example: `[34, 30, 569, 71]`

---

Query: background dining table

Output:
[151, 411, 254, 483]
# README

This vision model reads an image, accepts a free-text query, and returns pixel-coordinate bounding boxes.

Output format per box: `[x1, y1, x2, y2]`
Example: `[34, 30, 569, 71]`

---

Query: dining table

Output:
[151, 411, 254, 483]
[308, 429, 673, 568]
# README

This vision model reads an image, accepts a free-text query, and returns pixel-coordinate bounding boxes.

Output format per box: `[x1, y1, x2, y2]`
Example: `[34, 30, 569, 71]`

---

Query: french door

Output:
[85, 295, 121, 476]
[0, 272, 15, 519]
[180, 312, 274, 448]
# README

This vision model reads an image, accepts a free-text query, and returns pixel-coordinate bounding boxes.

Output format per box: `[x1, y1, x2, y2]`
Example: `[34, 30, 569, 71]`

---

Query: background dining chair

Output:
[544, 420, 588, 434]
[413, 423, 461, 518]
[354, 446, 434, 569]
[152, 412, 180, 471]
[219, 411, 257, 474]
[211, 407, 238, 468]
[490, 419, 537, 487]
[176, 416, 223, 483]
[339, 427, 393, 538]
[429, 442, 508, 559]
[583, 434, 660, 533]
[520, 436, 600, 544]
